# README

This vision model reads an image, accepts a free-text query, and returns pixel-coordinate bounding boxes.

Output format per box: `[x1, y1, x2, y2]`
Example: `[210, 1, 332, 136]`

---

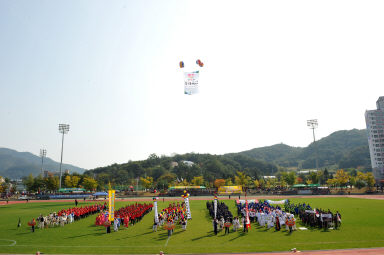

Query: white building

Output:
[365, 96, 384, 184]
[181, 160, 194, 167]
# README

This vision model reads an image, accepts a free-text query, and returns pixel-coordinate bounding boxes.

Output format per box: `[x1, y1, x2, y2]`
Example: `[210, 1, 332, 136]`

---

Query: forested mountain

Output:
[0, 148, 86, 179]
[226, 144, 302, 167]
[234, 129, 370, 170]
[1, 129, 370, 182]
[86, 153, 278, 187]
[84, 129, 371, 187]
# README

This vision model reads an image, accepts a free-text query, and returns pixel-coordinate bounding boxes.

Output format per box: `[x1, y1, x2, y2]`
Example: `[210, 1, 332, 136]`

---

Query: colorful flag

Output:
[108, 190, 115, 221]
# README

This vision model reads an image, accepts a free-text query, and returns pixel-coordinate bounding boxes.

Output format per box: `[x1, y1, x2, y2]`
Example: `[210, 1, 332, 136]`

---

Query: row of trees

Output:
[86, 153, 279, 188]
[23, 173, 98, 192]
[13, 148, 375, 193]
[326, 170, 375, 189]
[14, 168, 377, 193]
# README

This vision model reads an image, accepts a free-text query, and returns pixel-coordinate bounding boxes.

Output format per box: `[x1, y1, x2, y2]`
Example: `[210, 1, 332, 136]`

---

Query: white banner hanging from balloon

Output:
[184, 71, 199, 95]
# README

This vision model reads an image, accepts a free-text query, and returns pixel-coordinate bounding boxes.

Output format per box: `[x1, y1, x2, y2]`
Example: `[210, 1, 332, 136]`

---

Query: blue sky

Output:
[1, 0, 384, 170]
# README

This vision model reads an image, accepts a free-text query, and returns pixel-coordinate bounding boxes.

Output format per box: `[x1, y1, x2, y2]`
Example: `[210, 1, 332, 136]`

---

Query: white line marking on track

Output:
[164, 236, 170, 247]
[0, 239, 16, 246]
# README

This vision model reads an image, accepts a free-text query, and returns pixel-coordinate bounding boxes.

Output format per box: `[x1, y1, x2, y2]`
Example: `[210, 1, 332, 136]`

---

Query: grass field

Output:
[0, 197, 383, 254]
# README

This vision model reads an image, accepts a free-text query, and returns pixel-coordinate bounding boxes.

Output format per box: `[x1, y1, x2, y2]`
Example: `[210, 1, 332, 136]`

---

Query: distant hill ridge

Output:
[1, 129, 370, 179]
[0, 148, 86, 179]
[232, 129, 370, 169]
[85, 129, 371, 185]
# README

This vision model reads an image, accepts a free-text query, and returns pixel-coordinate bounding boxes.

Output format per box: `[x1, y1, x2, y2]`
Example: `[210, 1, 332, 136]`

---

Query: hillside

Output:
[0, 148, 86, 179]
[84, 129, 371, 187]
[226, 143, 303, 167]
[1, 128, 371, 181]
[234, 129, 370, 170]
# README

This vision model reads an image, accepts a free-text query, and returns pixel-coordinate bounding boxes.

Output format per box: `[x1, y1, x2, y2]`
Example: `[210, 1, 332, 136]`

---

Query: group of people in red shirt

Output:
[95, 202, 153, 229]
[58, 202, 107, 221]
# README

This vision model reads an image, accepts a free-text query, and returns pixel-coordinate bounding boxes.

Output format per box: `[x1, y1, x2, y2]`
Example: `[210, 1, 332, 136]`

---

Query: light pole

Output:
[40, 149, 47, 177]
[307, 119, 319, 172]
[58, 124, 70, 190]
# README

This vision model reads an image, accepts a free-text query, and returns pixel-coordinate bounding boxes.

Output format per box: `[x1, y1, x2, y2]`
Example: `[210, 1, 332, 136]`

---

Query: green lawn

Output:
[0, 197, 383, 254]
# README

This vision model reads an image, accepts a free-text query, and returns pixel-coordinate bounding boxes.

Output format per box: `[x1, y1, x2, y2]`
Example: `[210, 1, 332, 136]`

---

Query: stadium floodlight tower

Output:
[307, 119, 319, 172]
[58, 124, 70, 190]
[40, 149, 47, 176]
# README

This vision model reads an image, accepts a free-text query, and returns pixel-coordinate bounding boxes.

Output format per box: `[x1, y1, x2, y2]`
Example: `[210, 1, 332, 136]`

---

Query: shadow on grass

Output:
[228, 231, 246, 241]
[65, 232, 104, 238]
[191, 231, 215, 241]
[117, 230, 154, 240]
[16, 231, 32, 235]
[156, 230, 183, 241]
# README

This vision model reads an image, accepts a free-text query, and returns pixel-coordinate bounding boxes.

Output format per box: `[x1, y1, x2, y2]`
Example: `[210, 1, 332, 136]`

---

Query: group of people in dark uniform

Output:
[206, 200, 234, 235]
[285, 201, 342, 230]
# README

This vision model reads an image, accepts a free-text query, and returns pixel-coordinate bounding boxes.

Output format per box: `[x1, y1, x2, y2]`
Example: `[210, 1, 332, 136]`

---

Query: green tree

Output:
[82, 177, 98, 191]
[191, 176, 204, 186]
[365, 172, 375, 190]
[259, 179, 265, 189]
[33, 175, 45, 192]
[323, 169, 330, 183]
[23, 174, 35, 192]
[46, 175, 59, 191]
[64, 175, 72, 188]
[327, 178, 337, 187]
[71, 175, 81, 187]
[282, 171, 296, 186]
[335, 169, 349, 188]
[309, 171, 319, 184]
[234, 171, 251, 190]
[253, 179, 260, 188]
[225, 178, 233, 186]
[140, 176, 154, 189]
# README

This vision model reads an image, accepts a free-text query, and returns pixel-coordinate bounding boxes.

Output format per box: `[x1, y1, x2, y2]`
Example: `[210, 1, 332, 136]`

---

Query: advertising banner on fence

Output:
[218, 186, 242, 194]
[108, 190, 115, 221]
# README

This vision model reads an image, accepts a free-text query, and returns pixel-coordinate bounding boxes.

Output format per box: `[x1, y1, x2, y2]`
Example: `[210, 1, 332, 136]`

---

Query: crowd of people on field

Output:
[285, 201, 342, 230]
[237, 200, 298, 233]
[29, 202, 106, 232]
[207, 200, 236, 235]
[205, 198, 343, 234]
[95, 202, 153, 233]
[155, 202, 188, 236]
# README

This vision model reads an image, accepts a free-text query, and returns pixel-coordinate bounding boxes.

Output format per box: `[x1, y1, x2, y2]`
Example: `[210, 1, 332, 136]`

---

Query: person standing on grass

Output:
[213, 218, 218, 235]
[224, 218, 231, 234]
[153, 219, 158, 232]
[31, 219, 36, 232]
[114, 219, 119, 232]
[75, 199, 78, 206]
[275, 216, 280, 231]
[243, 217, 248, 232]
